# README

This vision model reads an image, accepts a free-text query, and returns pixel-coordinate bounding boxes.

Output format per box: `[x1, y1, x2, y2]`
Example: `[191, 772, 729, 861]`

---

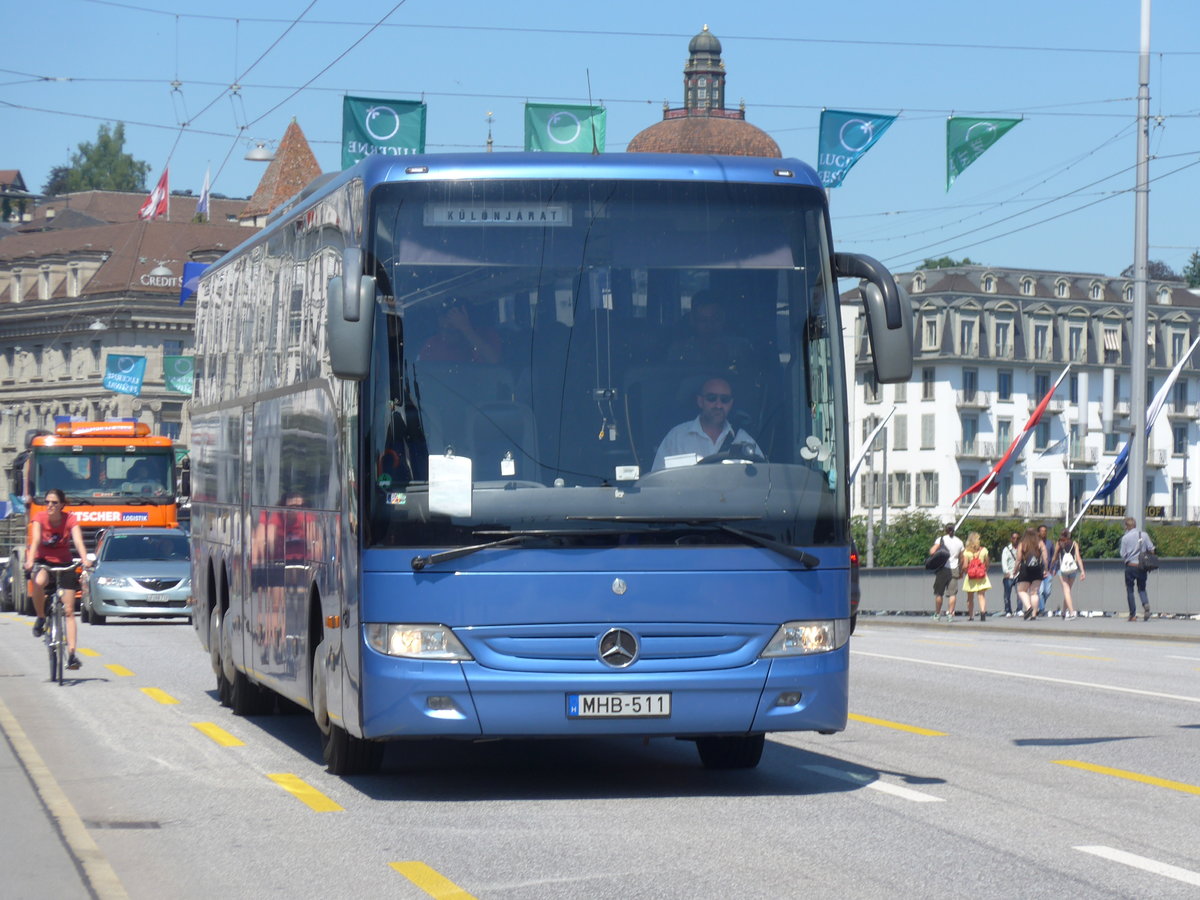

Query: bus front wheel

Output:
[696, 734, 765, 769]
[311, 638, 382, 775]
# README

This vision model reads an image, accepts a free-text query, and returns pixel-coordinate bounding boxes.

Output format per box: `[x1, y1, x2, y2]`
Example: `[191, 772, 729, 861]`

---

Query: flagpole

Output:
[1068, 455, 1120, 534]
[1127, 0, 1152, 524]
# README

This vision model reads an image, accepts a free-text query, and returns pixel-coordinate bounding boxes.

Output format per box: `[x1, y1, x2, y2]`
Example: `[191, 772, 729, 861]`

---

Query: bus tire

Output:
[228, 668, 271, 717]
[210, 606, 232, 707]
[322, 724, 384, 776]
[696, 734, 765, 770]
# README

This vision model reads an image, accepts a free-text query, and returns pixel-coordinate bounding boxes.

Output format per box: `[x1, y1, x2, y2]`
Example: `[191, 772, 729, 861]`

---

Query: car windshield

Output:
[363, 177, 846, 548]
[102, 534, 190, 562]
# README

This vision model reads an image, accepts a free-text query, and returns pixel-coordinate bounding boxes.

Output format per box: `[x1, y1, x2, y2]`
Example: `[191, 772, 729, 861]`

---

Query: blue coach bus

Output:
[190, 152, 912, 774]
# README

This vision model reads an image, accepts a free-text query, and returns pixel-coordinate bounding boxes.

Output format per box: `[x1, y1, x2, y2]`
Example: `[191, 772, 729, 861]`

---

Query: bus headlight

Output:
[364, 624, 473, 660]
[760, 620, 850, 656]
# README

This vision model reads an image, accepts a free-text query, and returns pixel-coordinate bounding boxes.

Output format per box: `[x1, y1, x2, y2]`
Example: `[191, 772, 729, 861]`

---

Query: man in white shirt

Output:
[930, 523, 965, 621]
[651, 377, 762, 472]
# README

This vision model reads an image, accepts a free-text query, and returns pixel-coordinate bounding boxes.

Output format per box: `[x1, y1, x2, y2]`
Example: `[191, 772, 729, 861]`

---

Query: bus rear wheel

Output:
[696, 734, 765, 769]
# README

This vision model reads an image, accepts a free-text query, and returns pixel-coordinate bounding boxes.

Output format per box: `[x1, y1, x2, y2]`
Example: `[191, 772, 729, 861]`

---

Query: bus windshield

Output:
[365, 177, 846, 548]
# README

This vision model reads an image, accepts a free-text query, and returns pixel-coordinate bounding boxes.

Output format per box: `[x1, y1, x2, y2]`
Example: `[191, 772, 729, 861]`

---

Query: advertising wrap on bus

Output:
[189, 152, 913, 775]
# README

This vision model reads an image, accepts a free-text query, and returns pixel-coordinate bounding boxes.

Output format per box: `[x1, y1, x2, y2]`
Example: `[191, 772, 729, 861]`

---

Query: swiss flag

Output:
[138, 168, 169, 221]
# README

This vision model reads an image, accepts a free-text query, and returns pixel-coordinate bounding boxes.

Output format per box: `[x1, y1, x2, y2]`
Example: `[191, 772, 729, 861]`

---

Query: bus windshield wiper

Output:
[566, 516, 819, 569]
[410, 528, 620, 571]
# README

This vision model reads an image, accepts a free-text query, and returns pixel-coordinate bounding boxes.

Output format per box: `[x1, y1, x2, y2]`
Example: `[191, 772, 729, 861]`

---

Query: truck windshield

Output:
[34, 450, 175, 503]
[364, 177, 847, 548]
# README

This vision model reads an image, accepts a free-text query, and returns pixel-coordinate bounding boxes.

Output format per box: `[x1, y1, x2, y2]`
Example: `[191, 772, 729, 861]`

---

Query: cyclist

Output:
[25, 487, 91, 670]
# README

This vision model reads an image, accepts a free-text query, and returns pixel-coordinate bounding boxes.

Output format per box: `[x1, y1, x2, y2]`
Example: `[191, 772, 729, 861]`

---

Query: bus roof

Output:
[200, 152, 825, 278]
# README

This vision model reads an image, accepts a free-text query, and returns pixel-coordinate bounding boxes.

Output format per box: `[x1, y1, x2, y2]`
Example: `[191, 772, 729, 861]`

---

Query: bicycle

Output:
[40, 563, 81, 685]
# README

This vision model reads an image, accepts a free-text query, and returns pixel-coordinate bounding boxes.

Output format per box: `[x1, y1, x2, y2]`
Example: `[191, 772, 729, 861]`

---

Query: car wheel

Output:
[696, 734, 765, 769]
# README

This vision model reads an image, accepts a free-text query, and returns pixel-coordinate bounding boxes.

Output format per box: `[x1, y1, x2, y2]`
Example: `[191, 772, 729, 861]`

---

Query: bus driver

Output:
[652, 377, 762, 472]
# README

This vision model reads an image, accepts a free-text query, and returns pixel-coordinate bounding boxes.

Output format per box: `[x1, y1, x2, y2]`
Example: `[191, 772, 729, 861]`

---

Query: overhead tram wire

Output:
[71, 3, 1200, 57]
[882, 153, 1200, 271]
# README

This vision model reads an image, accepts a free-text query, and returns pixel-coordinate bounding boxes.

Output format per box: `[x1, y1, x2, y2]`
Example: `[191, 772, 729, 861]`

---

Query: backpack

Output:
[965, 552, 986, 580]
[1059, 547, 1078, 575]
[924, 537, 950, 571]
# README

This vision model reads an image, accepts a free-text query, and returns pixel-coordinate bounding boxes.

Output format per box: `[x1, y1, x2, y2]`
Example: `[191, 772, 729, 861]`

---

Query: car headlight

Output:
[364, 624, 473, 660]
[95, 576, 134, 588]
[760, 620, 851, 656]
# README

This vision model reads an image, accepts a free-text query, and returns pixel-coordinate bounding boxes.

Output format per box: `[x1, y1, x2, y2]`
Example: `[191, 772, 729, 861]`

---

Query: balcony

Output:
[1147, 449, 1168, 468]
[1067, 444, 1098, 467]
[956, 389, 991, 409]
[955, 440, 998, 460]
[1166, 402, 1198, 419]
[1027, 397, 1066, 414]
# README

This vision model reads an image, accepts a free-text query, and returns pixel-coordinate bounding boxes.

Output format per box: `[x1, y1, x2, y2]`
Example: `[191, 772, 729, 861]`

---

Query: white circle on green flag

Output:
[546, 111, 582, 146]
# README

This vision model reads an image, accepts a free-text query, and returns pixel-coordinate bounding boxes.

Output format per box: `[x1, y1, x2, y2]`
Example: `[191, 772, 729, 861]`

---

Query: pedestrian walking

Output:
[1036, 524, 1055, 615]
[929, 523, 964, 622]
[1118, 517, 1154, 622]
[1015, 526, 1049, 620]
[1000, 531, 1020, 616]
[961, 531, 991, 621]
[1051, 528, 1085, 619]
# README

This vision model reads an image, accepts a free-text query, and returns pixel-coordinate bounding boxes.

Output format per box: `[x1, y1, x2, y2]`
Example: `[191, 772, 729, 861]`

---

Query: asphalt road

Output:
[1, 611, 1198, 899]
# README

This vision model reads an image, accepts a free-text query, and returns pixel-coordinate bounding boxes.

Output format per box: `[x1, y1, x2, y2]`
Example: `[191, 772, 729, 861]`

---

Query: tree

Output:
[921, 256, 977, 269]
[1182, 251, 1200, 289]
[1120, 259, 1180, 281]
[41, 123, 151, 196]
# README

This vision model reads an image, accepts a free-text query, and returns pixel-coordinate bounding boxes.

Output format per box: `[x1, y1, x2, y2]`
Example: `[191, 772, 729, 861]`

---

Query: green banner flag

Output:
[524, 103, 606, 153]
[164, 355, 194, 394]
[342, 96, 427, 169]
[946, 117, 1021, 190]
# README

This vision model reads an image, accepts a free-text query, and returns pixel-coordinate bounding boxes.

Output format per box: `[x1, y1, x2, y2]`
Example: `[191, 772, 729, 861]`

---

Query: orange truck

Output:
[9, 421, 182, 615]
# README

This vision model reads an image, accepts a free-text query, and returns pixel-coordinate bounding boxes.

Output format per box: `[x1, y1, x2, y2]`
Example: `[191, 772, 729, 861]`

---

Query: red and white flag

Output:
[953, 364, 1071, 505]
[138, 168, 169, 220]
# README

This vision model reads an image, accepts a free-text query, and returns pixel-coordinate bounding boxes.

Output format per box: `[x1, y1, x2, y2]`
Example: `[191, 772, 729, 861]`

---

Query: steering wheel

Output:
[697, 442, 767, 465]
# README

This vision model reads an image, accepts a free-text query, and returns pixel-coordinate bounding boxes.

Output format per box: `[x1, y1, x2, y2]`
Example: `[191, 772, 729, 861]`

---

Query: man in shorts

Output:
[930, 523, 964, 622]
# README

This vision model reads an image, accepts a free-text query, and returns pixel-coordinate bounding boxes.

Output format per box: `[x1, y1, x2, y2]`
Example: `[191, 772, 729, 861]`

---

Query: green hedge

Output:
[851, 511, 1196, 566]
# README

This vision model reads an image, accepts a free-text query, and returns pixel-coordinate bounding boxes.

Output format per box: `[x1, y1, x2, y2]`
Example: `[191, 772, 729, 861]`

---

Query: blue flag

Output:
[180, 262, 208, 305]
[817, 110, 896, 188]
[103, 354, 146, 397]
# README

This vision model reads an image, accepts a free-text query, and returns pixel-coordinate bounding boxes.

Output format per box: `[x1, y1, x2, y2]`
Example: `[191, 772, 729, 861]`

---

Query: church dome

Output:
[627, 116, 781, 158]
[688, 25, 722, 55]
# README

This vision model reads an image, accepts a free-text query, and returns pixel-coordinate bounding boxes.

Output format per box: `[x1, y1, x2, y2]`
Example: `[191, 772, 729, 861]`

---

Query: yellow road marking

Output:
[141, 687, 179, 705]
[390, 862, 477, 899]
[848, 713, 947, 736]
[266, 773, 343, 812]
[1039, 651, 1114, 661]
[191, 722, 244, 747]
[105, 664, 135, 677]
[76, 647, 100, 657]
[1055, 760, 1200, 796]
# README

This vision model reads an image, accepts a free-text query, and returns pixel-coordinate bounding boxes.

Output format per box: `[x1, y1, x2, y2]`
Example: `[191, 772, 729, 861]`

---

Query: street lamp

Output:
[245, 141, 275, 162]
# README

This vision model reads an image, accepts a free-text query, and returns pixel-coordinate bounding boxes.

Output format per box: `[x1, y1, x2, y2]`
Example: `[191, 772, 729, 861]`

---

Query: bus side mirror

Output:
[834, 252, 914, 384]
[327, 247, 376, 381]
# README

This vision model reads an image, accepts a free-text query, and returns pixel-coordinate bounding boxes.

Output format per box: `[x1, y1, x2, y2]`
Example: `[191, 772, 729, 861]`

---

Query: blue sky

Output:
[3, 0, 1198, 278]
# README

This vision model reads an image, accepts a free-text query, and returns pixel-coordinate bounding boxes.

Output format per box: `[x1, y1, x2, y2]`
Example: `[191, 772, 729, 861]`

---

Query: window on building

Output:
[962, 414, 979, 453]
[1172, 331, 1186, 365]
[892, 414, 907, 450]
[1033, 477, 1048, 515]
[1090, 283, 1103, 300]
[889, 472, 911, 507]
[1172, 481, 1187, 521]
[1158, 286, 1172, 304]
[1103, 325, 1121, 364]
[963, 368, 978, 401]
[912, 274, 926, 293]
[923, 315, 939, 351]
[862, 370, 880, 403]
[1069, 373, 1079, 404]
[916, 471, 938, 507]
[90, 340, 102, 375]
[921, 414, 936, 449]
[1173, 423, 1188, 455]
[1033, 322, 1050, 359]
[1124, 285, 1134, 302]
[996, 474, 1012, 513]
[960, 318, 976, 354]
[1021, 278, 1035, 296]
[922, 367, 935, 400]
[994, 320, 1010, 357]
[1068, 324, 1084, 361]
[1174, 379, 1188, 410]
[982, 275, 995, 293]
[1104, 430, 1121, 453]
[997, 418, 1012, 451]
[860, 472, 884, 507]
[1035, 370, 1050, 398]
[1069, 474, 1086, 515]
[1055, 280, 1069, 298]
[39, 266, 51, 300]
[997, 369, 1013, 401]
[68, 264, 80, 298]
[1034, 420, 1050, 451]
[33, 345, 43, 379]
[862, 414, 881, 449]
[893, 381, 907, 403]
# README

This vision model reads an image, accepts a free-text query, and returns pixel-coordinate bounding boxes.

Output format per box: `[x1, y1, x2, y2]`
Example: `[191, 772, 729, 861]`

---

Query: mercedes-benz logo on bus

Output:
[598, 628, 639, 668]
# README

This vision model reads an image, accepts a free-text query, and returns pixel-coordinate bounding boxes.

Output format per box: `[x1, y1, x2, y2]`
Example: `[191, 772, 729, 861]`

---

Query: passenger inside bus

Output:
[417, 297, 502, 364]
[665, 291, 755, 374]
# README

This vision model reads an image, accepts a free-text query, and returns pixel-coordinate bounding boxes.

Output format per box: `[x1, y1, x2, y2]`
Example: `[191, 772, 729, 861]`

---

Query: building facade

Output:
[843, 264, 1200, 526]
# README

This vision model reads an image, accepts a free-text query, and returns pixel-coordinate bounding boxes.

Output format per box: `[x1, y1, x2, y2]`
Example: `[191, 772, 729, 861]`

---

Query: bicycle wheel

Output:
[49, 600, 65, 684]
